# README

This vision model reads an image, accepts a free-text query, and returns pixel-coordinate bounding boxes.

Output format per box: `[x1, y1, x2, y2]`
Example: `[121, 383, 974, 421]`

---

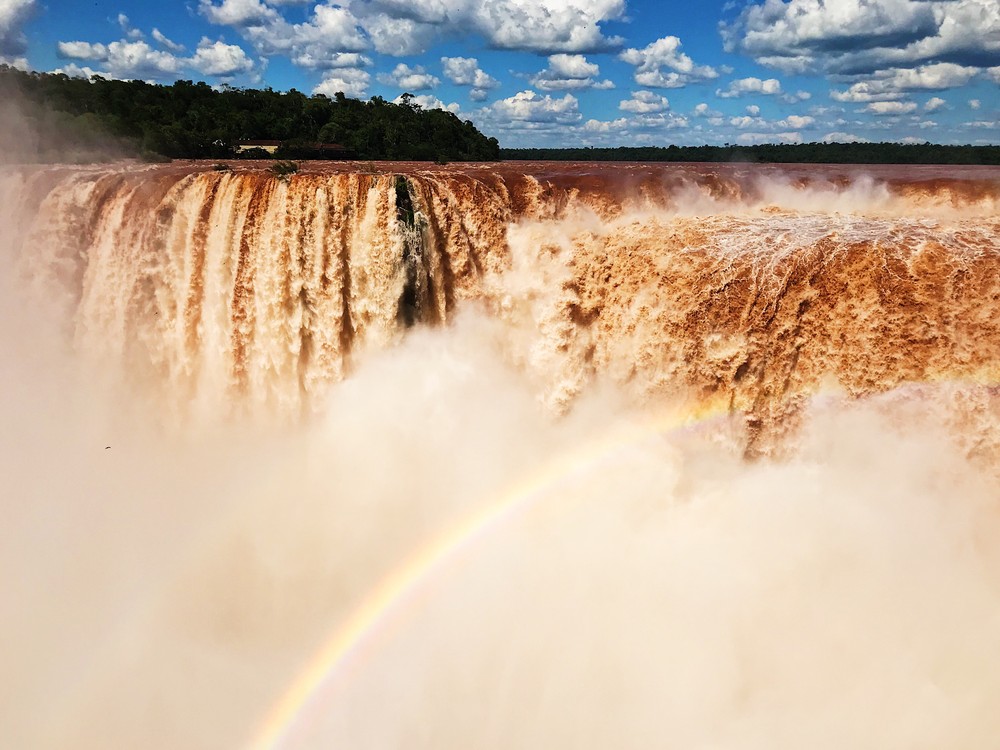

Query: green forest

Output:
[503, 143, 1000, 165]
[0, 65, 500, 162]
[2, 64, 997, 166]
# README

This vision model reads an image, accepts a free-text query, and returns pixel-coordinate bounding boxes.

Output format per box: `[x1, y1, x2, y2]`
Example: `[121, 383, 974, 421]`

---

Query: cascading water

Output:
[2, 161, 1000, 749]
[3, 162, 999, 434]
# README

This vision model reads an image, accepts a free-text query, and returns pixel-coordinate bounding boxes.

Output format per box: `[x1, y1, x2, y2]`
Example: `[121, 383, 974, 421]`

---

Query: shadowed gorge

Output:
[2, 161, 1000, 750]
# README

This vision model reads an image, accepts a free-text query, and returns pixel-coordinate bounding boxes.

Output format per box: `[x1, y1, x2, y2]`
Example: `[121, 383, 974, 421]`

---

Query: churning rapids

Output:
[2, 161, 1000, 749]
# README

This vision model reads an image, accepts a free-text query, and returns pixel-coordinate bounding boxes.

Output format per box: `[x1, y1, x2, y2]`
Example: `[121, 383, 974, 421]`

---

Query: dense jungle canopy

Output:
[0, 66, 500, 162]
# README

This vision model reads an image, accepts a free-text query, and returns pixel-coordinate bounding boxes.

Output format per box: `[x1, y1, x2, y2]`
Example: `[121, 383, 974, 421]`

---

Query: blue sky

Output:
[1, 0, 997, 147]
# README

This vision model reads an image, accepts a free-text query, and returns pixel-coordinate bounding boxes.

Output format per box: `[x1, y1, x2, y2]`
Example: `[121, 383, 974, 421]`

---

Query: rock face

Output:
[2, 160, 999, 447]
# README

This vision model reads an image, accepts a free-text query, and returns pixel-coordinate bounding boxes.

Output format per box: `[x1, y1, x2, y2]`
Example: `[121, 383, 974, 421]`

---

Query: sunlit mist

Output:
[2, 155, 999, 749]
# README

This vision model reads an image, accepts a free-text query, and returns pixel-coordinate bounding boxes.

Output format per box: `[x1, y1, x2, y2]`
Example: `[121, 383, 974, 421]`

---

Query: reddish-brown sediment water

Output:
[2, 161, 1000, 749]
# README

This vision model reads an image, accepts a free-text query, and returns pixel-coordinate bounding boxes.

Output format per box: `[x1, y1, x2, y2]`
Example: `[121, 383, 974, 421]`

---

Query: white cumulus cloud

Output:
[202, 0, 626, 57]
[408, 0, 626, 54]
[201, 1, 369, 69]
[487, 89, 581, 123]
[780, 90, 812, 103]
[779, 114, 815, 128]
[49, 63, 107, 79]
[377, 63, 440, 91]
[729, 115, 763, 129]
[864, 100, 919, 115]
[152, 29, 186, 54]
[822, 131, 871, 143]
[441, 56, 499, 101]
[629, 112, 688, 129]
[730, 113, 814, 131]
[57, 33, 258, 81]
[97, 40, 184, 79]
[722, 0, 1000, 75]
[619, 36, 718, 89]
[199, 0, 278, 27]
[717, 77, 782, 98]
[737, 131, 803, 144]
[582, 117, 629, 132]
[547, 53, 599, 79]
[0, 0, 35, 58]
[117, 13, 143, 41]
[189, 38, 254, 77]
[531, 54, 614, 91]
[924, 96, 946, 112]
[882, 62, 981, 90]
[832, 62, 980, 103]
[313, 67, 371, 98]
[394, 93, 460, 113]
[831, 82, 905, 103]
[363, 15, 435, 55]
[619, 91, 670, 113]
[57, 41, 109, 61]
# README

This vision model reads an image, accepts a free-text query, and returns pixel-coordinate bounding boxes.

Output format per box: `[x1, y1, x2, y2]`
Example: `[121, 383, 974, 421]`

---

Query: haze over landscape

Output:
[0, 0, 997, 147]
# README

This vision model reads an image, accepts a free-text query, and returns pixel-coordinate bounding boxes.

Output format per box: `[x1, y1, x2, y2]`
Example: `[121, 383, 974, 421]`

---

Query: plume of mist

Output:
[0, 86, 39, 161]
[1, 158, 999, 749]
[0, 77, 132, 164]
[2, 280, 1000, 748]
[614, 171, 1000, 219]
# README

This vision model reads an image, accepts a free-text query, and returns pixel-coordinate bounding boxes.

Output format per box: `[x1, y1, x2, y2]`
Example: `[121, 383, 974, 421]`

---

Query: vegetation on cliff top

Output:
[3, 65, 995, 166]
[0, 65, 500, 163]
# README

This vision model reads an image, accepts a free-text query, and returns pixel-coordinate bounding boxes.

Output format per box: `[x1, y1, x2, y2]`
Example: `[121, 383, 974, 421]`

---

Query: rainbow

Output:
[246, 400, 733, 749]
[246, 372, 1000, 750]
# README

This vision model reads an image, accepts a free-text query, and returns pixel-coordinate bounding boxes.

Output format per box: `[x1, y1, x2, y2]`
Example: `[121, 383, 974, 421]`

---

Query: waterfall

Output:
[2, 162, 998, 444]
[3, 161, 1000, 750]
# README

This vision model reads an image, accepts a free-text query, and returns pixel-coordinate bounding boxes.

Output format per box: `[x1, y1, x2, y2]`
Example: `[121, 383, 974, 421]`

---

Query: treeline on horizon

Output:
[502, 143, 1000, 165]
[0, 65, 500, 163]
[2, 65, 995, 167]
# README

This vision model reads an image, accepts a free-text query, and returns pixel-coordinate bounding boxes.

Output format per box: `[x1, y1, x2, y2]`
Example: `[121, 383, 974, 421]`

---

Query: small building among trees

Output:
[235, 139, 354, 159]
[235, 139, 282, 154]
